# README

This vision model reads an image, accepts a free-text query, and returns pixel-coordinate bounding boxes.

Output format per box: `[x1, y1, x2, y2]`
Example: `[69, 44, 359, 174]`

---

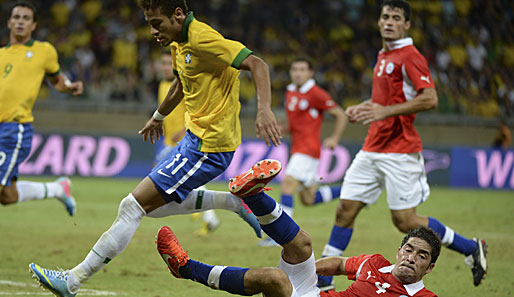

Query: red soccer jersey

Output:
[321, 254, 437, 297]
[285, 79, 337, 158]
[362, 37, 435, 153]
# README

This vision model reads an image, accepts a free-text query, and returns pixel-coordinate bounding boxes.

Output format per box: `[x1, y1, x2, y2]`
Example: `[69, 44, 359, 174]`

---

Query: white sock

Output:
[147, 189, 242, 218]
[16, 181, 63, 203]
[318, 185, 334, 203]
[68, 194, 145, 293]
[282, 205, 294, 217]
[321, 244, 344, 257]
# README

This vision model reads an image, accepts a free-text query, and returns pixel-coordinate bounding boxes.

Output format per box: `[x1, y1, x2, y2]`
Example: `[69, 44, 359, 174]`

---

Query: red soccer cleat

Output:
[229, 159, 282, 198]
[156, 226, 190, 278]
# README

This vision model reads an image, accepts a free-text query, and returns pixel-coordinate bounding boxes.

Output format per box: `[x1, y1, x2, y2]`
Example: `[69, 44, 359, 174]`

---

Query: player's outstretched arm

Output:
[315, 256, 348, 276]
[139, 78, 184, 144]
[323, 106, 348, 149]
[240, 55, 281, 147]
[48, 73, 83, 96]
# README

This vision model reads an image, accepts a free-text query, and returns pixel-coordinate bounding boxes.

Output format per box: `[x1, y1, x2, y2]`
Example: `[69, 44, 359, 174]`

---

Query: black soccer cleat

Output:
[464, 238, 487, 286]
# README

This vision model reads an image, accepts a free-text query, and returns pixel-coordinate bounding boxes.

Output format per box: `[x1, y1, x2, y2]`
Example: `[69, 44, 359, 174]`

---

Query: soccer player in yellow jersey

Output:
[30, 1, 277, 295]
[0, 1, 83, 216]
[155, 51, 220, 236]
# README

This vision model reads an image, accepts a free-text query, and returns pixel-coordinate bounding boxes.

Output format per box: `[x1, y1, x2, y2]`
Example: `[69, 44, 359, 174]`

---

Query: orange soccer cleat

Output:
[156, 226, 190, 278]
[228, 159, 282, 198]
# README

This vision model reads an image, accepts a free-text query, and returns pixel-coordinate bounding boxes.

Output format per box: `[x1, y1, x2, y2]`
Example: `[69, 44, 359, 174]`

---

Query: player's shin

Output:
[244, 192, 300, 245]
[68, 194, 145, 292]
[180, 260, 251, 295]
[147, 189, 242, 217]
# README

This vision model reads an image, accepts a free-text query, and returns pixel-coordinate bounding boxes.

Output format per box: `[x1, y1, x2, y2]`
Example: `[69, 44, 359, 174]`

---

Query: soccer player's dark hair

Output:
[9, 0, 38, 22]
[400, 226, 442, 265]
[137, 0, 189, 18]
[381, 0, 411, 21]
[292, 56, 314, 70]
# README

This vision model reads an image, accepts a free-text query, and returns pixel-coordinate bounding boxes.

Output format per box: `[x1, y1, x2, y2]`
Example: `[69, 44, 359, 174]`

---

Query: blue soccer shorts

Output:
[148, 130, 234, 203]
[0, 123, 33, 186]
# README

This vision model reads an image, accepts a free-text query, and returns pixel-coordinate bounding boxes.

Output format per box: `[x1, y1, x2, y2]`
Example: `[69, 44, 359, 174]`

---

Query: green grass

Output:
[0, 177, 513, 296]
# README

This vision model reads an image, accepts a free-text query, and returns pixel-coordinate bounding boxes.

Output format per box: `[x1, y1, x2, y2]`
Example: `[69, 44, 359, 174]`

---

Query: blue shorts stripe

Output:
[1, 123, 29, 185]
[148, 131, 234, 203]
[165, 153, 209, 194]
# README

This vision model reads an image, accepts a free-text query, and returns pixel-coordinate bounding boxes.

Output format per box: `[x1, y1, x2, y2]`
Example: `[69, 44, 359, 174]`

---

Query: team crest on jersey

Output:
[385, 62, 394, 74]
[25, 51, 33, 59]
[185, 53, 192, 64]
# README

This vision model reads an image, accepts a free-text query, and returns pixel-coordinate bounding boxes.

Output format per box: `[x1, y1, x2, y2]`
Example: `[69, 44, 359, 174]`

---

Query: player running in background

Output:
[318, 0, 487, 290]
[155, 51, 220, 236]
[29, 0, 279, 296]
[155, 159, 440, 297]
[0, 1, 82, 216]
[259, 57, 347, 247]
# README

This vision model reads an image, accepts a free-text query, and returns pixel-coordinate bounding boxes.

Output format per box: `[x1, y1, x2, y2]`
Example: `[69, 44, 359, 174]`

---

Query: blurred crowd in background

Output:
[1, 0, 513, 118]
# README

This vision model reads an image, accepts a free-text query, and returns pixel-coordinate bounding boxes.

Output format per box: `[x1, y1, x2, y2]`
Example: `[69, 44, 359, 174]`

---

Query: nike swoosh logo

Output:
[241, 183, 266, 196]
[158, 169, 172, 178]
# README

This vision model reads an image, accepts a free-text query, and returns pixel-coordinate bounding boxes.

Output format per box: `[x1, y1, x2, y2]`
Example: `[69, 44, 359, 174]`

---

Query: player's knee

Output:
[289, 229, 313, 258]
[259, 268, 292, 296]
[0, 190, 17, 205]
[392, 216, 418, 233]
[334, 201, 355, 227]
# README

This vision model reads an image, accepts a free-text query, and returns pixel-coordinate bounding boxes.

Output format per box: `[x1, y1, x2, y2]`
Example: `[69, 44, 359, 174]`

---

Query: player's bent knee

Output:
[0, 191, 18, 205]
[392, 216, 418, 233]
[260, 268, 293, 297]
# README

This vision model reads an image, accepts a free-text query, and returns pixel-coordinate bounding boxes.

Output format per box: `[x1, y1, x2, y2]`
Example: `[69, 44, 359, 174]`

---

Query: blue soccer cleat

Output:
[237, 201, 262, 238]
[56, 177, 76, 216]
[29, 263, 76, 297]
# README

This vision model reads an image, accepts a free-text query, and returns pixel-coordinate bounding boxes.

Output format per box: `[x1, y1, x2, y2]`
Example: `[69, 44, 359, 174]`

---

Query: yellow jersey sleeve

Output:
[195, 29, 252, 69]
[44, 42, 60, 76]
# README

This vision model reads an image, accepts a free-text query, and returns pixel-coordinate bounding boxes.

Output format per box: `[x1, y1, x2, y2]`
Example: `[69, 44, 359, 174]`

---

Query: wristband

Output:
[153, 110, 166, 121]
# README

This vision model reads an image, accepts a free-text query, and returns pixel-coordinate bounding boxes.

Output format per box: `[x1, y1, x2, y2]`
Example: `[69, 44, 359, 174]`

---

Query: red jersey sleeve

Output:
[312, 87, 337, 111]
[344, 254, 373, 280]
[403, 53, 435, 91]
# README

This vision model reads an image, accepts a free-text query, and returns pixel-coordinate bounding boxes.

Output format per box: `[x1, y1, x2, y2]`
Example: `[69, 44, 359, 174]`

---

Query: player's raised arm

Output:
[315, 256, 348, 276]
[240, 55, 281, 147]
[139, 78, 184, 144]
[48, 73, 83, 96]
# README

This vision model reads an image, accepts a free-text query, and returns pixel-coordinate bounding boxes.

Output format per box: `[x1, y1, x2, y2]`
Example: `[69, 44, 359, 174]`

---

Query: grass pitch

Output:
[0, 177, 512, 296]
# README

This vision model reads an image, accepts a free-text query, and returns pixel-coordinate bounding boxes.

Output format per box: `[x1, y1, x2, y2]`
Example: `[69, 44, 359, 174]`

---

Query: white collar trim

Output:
[378, 265, 425, 296]
[383, 37, 413, 51]
[286, 79, 316, 94]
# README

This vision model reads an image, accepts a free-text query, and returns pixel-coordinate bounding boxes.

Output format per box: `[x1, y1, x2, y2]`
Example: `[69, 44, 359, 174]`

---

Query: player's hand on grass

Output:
[256, 108, 282, 147]
[139, 118, 164, 144]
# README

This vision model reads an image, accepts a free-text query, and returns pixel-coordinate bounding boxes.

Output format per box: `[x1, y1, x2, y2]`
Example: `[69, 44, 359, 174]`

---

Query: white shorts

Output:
[340, 150, 430, 210]
[278, 253, 320, 297]
[285, 153, 320, 187]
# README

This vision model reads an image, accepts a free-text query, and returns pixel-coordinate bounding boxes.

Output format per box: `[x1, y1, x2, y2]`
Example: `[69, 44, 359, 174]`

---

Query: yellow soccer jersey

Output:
[0, 39, 60, 123]
[170, 12, 252, 153]
[158, 79, 186, 147]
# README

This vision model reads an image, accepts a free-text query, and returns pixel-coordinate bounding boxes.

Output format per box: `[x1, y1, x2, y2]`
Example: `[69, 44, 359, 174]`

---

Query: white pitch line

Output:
[0, 280, 124, 296]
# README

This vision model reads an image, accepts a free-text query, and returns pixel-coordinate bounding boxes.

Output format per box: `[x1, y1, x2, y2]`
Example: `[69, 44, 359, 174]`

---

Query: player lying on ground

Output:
[156, 159, 441, 297]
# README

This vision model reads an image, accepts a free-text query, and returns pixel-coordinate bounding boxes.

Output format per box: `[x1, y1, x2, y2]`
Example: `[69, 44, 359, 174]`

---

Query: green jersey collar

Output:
[6, 38, 34, 48]
[181, 12, 194, 43]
